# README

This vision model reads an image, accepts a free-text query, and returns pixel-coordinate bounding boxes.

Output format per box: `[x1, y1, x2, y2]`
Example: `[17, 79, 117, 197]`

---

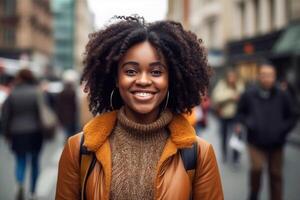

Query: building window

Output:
[270, 0, 275, 30]
[238, 1, 246, 37]
[3, 0, 16, 16]
[207, 18, 217, 48]
[3, 27, 15, 46]
[254, 0, 259, 33]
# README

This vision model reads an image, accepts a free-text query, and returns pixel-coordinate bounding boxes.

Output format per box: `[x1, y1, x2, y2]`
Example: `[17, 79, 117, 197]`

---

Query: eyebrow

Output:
[121, 61, 167, 69]
[121, 61, 139, 68]
[149, 61, 167, 69]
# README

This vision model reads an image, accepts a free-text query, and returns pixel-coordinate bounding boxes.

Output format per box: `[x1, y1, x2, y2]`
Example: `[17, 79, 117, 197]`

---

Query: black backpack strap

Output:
[180, 140, 198, 200]
[79, 134, 97, 200]
[180, 141, 198, 171]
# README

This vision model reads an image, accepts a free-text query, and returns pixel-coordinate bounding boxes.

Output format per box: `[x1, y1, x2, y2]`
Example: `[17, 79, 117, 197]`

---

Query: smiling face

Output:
[117, 41, 169, 123]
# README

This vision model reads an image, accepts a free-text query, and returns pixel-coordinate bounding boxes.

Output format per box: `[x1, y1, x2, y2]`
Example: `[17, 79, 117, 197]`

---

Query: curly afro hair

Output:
[81, 15, 211, 115]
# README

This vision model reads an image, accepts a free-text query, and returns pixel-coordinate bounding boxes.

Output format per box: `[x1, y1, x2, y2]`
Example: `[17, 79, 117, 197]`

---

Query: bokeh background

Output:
[0, 0, 299, 200]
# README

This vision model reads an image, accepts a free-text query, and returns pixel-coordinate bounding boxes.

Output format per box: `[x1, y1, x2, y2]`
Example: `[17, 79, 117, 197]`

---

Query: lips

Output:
[131, 90, 157, 101]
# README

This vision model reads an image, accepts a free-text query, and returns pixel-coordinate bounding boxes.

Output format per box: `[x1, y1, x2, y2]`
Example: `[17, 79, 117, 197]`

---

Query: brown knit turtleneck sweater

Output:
[109, 107, 173, 200]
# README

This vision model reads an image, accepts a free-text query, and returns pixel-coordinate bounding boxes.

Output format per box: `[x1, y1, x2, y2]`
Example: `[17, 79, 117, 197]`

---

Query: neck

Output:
[259, 84, 273, 91]
[123, 106, 160, 124]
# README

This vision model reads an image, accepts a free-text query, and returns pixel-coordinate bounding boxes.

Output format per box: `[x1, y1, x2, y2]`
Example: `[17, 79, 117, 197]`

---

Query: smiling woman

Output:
[55, 15, 224, 200]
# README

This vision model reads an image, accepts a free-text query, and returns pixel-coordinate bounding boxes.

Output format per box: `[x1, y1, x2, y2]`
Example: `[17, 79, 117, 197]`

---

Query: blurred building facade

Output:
[167, 0, 300, 95]
[0, 0, 53, 75]
[74, 0, 94, 71]
[167, 0, 190, 29]
[52, 0, 93, 71]
[225, 0, 300, 85]
[52, 0, 75, 71]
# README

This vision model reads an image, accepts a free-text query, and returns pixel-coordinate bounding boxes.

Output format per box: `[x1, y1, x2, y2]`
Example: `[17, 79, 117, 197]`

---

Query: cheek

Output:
[157, 77, 169, 99]
[160, 73, 169, 90]
[117, 76, 130, 101]
[117, 74, 130, 89]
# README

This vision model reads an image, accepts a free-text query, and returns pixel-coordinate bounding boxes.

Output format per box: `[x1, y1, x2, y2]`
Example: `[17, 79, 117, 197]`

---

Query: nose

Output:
[136, 72, 152, 86]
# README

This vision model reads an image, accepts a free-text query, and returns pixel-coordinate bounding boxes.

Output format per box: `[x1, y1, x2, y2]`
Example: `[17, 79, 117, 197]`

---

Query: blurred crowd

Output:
[186, 60, 299, 200]
[0, 67, 93, 200]
[0, 60, 299, 200]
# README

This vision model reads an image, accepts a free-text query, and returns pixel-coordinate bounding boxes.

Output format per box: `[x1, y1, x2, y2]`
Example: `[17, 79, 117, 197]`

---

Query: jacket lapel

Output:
[157, 113, 197, 170]
[83, 111, 117, 199]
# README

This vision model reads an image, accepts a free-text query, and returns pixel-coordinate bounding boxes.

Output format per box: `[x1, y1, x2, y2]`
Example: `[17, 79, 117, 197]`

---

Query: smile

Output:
[131, 91, 156, 101]
[135, 92, 153, 97]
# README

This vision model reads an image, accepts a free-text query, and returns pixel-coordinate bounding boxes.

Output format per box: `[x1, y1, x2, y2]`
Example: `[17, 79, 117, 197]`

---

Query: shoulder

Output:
[61, 132, 83, 163]
[241, 84, 257, 98]
[195, 136, 217, 165]
[66, 132, 82, 151]
[196, 136, 211, 153]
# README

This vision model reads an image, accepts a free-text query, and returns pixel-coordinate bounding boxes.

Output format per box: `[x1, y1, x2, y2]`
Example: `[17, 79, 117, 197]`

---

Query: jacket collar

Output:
[83, 110, 196, 152]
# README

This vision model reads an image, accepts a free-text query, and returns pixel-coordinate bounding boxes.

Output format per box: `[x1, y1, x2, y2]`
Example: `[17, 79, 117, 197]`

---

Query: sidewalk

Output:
[201, 114, 300, 200]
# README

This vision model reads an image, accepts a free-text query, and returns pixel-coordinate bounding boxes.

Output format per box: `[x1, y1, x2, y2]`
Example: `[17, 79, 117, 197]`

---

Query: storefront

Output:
[226, 30, 282, 83]
[226, 22, 300, 97]
[272, 22, 300, 97]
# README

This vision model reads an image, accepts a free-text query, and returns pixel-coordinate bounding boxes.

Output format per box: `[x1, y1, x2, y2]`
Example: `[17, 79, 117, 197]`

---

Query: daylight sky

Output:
[87, 0, 168, 29]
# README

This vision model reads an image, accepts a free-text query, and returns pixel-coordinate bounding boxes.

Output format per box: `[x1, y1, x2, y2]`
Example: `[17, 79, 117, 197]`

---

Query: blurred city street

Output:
[0, 114, 299, 200]
[0, 0, 300, 199]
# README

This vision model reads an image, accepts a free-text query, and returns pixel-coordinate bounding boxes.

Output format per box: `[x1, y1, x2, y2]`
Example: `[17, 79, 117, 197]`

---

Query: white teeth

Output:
[135, 92, 152, 97]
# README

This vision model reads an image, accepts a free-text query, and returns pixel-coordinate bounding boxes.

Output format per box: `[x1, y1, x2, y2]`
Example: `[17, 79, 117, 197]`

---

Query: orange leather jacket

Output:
[55, 111, 224, 200]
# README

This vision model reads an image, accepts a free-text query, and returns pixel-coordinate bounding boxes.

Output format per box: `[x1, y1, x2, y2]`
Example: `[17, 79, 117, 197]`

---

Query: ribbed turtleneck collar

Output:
[117, 107, 173, 135]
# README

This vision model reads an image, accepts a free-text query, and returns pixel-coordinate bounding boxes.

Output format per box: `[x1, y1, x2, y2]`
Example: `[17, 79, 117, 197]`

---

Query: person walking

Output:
[237, 62, 297, 200]
[212, 70, 244, 164]
[55, 16, 224, 200]
[2, 69, 44, 200]
[56, 80, 78, 139]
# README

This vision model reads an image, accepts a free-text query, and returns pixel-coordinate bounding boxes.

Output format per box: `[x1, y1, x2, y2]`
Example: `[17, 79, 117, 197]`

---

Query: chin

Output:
[130, 104, 159, 115]
[134, 107, 156, 115]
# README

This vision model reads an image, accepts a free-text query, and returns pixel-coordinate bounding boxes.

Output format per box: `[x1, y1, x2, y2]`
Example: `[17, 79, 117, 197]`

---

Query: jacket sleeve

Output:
[212, 81, 234, 106]
[55, 134, 81, 200]
[281, 91, 298, 137]
[236, 91, 249, 125]
[193, 138, 224, 200]
[1, 96, 11, 138]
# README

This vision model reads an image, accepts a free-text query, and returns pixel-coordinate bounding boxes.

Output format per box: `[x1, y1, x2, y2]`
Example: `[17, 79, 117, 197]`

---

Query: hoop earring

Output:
[110, 88, 116, 110]
[163, 91, 169, 111]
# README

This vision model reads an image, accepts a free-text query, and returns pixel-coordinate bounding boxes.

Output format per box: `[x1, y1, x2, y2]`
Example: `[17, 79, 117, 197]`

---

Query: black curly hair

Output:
[81, 15, 211, 115]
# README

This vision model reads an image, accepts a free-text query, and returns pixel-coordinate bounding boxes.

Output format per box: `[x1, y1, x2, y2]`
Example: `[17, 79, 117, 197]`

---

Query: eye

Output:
[125, 69, 137, 76]
[151, 70, 162, 77]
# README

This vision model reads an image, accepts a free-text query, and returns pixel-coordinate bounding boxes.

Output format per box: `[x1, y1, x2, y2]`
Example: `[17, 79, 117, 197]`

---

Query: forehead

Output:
[120, 41, 161, 62]
[227, 71, 236, 77]
[259, 65, 275, 74]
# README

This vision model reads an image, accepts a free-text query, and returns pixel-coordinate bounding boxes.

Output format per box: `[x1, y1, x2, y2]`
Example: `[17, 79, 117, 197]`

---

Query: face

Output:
[258, 65, 276, 90]
[226, 71, 237, 86]
[117, 41, 169, 123]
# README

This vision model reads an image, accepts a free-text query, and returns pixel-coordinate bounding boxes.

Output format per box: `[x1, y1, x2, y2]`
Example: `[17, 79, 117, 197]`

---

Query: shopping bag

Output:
[229, 133, 245, 153]
[37, 91, 57, 139]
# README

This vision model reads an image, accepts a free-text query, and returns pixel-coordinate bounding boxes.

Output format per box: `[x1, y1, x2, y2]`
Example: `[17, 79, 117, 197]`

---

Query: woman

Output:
[212, 70, 244, 164]
[56, 16, 223, 200]
[2, 69, 43, 200]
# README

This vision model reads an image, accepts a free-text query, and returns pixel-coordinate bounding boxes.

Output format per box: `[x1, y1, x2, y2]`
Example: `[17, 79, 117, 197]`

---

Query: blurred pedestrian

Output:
[0, 77, 13, 135]
[237, 62, 297, 200]
[197, 94, 211, 132]
[78, 85, 93, 129]
[212, 69, 244, 164]
[1, 69, 44, 200]
[279, 79, 300, 117]
[183, 94, 210, 135]
[56, 16, 223, 200]
[55, 80, 78, 139]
